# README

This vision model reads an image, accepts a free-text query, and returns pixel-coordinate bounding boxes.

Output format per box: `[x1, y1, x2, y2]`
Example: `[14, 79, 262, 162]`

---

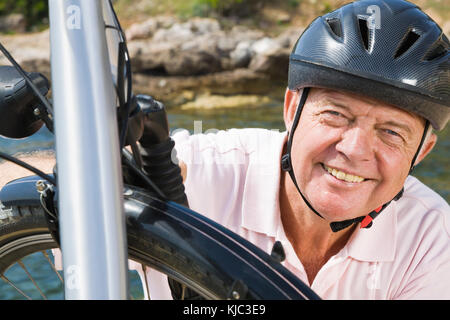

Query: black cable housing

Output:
[0, 151, 56, 186]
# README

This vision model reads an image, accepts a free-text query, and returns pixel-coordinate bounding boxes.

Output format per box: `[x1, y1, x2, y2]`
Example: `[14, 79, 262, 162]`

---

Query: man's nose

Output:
[335, 127, 373, 162]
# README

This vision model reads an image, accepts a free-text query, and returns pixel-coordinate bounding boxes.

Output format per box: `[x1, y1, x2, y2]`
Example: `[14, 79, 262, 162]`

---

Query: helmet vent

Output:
[326, 18, 343, 38]
[423, 39, 448, 61]
[394, 29, 420, 58]
[358, 18, 370, 51]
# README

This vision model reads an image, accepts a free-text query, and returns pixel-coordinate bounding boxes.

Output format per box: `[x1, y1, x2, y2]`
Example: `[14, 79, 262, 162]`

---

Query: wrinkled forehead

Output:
[304, 87, 427, 127]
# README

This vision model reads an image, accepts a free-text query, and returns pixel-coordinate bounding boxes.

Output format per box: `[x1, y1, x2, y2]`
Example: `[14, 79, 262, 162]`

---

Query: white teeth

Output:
[324, 164, 365, 183]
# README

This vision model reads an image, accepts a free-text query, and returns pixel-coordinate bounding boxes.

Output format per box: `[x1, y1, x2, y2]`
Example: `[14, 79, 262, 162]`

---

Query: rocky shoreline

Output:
[0, 16, 302, 108]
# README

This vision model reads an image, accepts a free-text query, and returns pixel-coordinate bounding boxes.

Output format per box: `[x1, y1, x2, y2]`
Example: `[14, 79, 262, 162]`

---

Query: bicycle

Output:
[0, 0, 320, 300]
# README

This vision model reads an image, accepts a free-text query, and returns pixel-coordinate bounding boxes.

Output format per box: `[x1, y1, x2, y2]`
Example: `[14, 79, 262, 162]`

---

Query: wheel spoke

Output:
[1, 274, 32, 300]
[41, 250, 64, 284]
[181, 283, 186, 300]
[141, 264, 151, 300]
[17, 260, 47, 300]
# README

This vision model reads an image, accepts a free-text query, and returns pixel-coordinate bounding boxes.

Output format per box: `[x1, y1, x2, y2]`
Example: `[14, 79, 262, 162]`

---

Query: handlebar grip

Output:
[137, 94, 169, 147]
[136, 94, 189, 207]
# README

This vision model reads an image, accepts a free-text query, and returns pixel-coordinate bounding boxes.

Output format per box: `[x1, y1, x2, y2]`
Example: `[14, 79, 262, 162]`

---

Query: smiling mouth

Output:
[322, 164, 365, 183]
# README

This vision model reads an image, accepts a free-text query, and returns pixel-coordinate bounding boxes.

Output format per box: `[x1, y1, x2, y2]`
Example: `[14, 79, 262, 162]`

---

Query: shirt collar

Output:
[344, 202, 397, 262]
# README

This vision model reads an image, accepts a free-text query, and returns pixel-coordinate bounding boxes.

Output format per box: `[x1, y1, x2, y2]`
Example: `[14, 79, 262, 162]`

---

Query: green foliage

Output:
[322, 1, 333, 14]
[197, 0, 243, 10]
[0, 0, 49, 30]
[191, 0, 266, 17]
[288, 0, 301, 8]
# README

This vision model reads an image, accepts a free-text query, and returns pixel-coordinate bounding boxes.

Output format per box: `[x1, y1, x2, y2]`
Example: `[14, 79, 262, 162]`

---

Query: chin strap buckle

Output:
[281, 153, 292, 172]
[360, 216, 373, 229]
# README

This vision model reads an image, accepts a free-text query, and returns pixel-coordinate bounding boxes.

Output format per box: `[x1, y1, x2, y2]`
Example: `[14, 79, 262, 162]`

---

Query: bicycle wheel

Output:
[0, 176, 320, 300]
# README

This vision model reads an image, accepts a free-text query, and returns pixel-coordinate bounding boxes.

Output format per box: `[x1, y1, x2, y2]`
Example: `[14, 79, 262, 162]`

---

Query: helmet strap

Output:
[281, 87, 325, 220]
[409, 120, 430, 174]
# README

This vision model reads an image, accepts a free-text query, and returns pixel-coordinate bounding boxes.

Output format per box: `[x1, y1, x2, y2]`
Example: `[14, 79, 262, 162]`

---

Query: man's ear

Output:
[414, 132, 437, 166]
[283, 88, 300, 131]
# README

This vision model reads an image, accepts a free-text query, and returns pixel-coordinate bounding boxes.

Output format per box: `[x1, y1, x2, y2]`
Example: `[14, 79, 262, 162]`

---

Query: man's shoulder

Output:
[396, 175, 449, 236]
[171, 128, 286, 229]
[227, 128, 287, 153]
[172, 128, 287, 155]
[402, 176, 449, 213]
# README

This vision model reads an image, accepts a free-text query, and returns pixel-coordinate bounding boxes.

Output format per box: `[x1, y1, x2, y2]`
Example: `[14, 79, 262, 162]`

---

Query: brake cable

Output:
[0, 151, 56, 185]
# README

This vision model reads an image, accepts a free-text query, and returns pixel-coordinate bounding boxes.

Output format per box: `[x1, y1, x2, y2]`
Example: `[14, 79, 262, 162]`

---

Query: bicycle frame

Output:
[48, 0, 128, 299]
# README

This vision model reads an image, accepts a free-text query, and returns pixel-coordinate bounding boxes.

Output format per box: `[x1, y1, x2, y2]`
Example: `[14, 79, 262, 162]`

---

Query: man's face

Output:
[284, 88, 435, 221]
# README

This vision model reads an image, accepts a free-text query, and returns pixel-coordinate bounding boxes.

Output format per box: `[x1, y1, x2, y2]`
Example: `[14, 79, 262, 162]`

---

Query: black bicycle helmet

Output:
[282, 0, 449, 232]
[288, 0, 449, 130]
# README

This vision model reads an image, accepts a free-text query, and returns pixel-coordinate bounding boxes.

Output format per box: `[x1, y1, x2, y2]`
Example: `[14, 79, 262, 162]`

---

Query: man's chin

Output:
[302, 182, 381, 223]
[308, 197, 370, 223]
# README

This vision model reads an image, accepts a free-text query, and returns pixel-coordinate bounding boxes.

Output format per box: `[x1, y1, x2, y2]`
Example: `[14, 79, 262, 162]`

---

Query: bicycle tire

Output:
[0, 176, 320, 300]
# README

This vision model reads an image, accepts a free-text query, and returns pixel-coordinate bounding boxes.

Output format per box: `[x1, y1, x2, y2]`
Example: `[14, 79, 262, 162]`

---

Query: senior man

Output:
[165, 0, 450, 299]
[0, 0, 448, 299]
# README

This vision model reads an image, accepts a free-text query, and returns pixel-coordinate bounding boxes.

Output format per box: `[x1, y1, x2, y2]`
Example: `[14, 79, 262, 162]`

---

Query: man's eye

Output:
[380, 128, 406, 145]
[384, 129, 400, 137]
[326, 110, 342, 117]
[320, 110, 349, 127]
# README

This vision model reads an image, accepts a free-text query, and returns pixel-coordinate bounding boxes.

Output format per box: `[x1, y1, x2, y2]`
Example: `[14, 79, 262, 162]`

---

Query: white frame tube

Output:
[49, 0, 128, 299]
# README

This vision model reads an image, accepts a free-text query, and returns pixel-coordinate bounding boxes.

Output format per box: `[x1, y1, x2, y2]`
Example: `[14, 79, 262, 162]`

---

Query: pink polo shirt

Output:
[134, 128, 450, 299]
